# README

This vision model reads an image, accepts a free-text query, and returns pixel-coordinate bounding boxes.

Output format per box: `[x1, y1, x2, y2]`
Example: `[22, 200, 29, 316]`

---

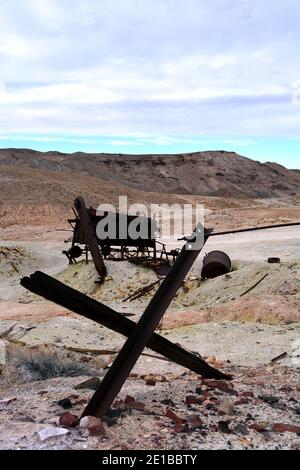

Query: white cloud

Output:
[0, 0, 299, 138]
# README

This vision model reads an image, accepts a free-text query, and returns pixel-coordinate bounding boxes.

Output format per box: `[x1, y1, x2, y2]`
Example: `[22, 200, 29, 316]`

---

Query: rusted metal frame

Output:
[209, 221, 300, 237]
[82, 225, 213, 418]
[74, 197, 107, 277]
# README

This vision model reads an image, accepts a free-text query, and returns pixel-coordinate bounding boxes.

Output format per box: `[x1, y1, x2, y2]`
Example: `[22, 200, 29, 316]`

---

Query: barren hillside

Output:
[1, 148, 300, 198]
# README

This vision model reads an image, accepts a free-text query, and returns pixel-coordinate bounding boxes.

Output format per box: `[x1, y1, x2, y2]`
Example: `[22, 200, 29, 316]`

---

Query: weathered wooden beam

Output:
[20, 271, 230, 384]
[81, 226, 214, 418]
[74, 196, 107, 277]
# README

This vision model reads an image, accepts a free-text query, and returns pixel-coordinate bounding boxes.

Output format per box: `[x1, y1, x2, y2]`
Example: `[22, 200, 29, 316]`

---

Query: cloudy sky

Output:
[0, 0, 299, 167]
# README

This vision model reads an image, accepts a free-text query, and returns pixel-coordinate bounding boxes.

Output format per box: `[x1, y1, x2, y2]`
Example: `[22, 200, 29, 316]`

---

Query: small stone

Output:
[59, 412, 79, 429]
[187, 415, 203, 430]
[146, 379, 156, 386]
[272, 423, 300, 434]
[234, 423, 249, 436]
[75, 377, 101, 391]
[235, 398, 250, 406]
[58, 398, 72, 410]
[268, 257, 280, 264]
[258, 395, 279, 405]
[206, 356, 216, 365]
[220, 398, 235, 416]
[218, 421, 231, 434]
[296, 384, 300, 392]
[161, 399, 175, 407]
[186, 395, 205, 406]
[242, 391, 254, 398]
[124, 395, 145, 411]
[249, 423, 267, 433]
[165, 409, 186, 426]
[205, 380, 236, 395]
[0, 397, 17, 408]
[80, 416, 105, 436]
[38, 427, 69, 442]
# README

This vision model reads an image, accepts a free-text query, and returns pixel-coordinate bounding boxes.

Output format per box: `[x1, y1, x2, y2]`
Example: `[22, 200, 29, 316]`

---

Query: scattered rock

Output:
[38, 427, 69, 442]
[103, 416, 117, 428]
[187, 415, 203, 430]
[242, 391, 254, 398]
[80, 416, 105, 436]
[234, 398, 250, 406]
[124, 396, 145, 411]
[0, 397, 17, 409]
[59, 412, 79, 429]
[75, 377, 101, 391]
[146, 379, 156, 386]
[249, 423, 267, 433]
[220, 398, 235, 416]
[234, 423, 249, 436]
[161, 399, 175, 407]
[186, 395, 206, 406]
[272, 423, 300, 434]
[205, 380, 236, 395]
[58, 398, 73, 410]
[258, 395, 279, 405]
[268, 257, 281, 264]
[165, 409, 186, 426]
[218, 421, 231, 434]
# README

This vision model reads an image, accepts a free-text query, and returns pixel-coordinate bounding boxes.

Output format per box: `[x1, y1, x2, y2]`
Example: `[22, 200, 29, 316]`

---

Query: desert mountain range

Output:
[1, 148, 300, 199]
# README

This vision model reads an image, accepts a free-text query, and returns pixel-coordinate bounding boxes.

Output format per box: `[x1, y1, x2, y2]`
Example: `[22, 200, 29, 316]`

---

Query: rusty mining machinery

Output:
[63, 197, 180, 276]
[64, 197, 300, 280]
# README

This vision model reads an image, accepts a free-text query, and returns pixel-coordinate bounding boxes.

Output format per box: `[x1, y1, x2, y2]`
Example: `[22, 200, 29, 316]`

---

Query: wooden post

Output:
[74, 197, 107, 277]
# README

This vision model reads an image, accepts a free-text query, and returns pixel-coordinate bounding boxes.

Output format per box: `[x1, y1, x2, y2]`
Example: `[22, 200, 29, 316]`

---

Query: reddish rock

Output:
[68, 395, 79, 400]
[165, 408, 186, 426]
[80, 416, 105, 436]
[124, 395, 145, 411]
[75, 399, 88, 406]
[235, 398, 250, 406]
[242, 391, 254, 398]
[173, 422, 189, 434]
[186, 395, 205, 406]
[205, 380, 236, 395]
[187, 415, 203, 431]
[80, 356, 91, 363]
[272, 423, 300, 434]
[296, 384, 300, 392]
[146, 379, 156, 386]
[202, 399, 218, 410]
[59, 412, 79, 429]
[249, 423, 267, 433]
[279, 386, 293, 392]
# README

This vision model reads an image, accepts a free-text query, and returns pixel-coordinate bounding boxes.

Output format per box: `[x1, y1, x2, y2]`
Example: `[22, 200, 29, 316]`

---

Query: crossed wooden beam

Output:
[21, 224, 232, 419]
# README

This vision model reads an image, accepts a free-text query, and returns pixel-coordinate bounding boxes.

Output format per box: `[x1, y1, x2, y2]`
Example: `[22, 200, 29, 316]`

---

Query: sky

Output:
[0, 0, 299, 168]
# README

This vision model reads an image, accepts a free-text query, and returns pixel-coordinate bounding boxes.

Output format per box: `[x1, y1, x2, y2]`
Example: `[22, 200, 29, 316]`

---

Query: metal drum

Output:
[201, 251, 232, 279]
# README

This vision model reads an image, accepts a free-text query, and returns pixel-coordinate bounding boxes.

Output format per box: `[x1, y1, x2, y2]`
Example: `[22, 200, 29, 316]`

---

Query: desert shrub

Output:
[15, 351, 95, 382]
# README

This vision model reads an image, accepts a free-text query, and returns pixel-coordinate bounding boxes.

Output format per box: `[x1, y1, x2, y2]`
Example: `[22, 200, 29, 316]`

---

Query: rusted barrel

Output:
[201, 251, 232, 279]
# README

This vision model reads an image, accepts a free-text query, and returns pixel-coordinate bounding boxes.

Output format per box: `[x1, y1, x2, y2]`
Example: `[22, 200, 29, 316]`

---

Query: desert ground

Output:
[0, 190, 299, 450]
[0, 150, 299, 450]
